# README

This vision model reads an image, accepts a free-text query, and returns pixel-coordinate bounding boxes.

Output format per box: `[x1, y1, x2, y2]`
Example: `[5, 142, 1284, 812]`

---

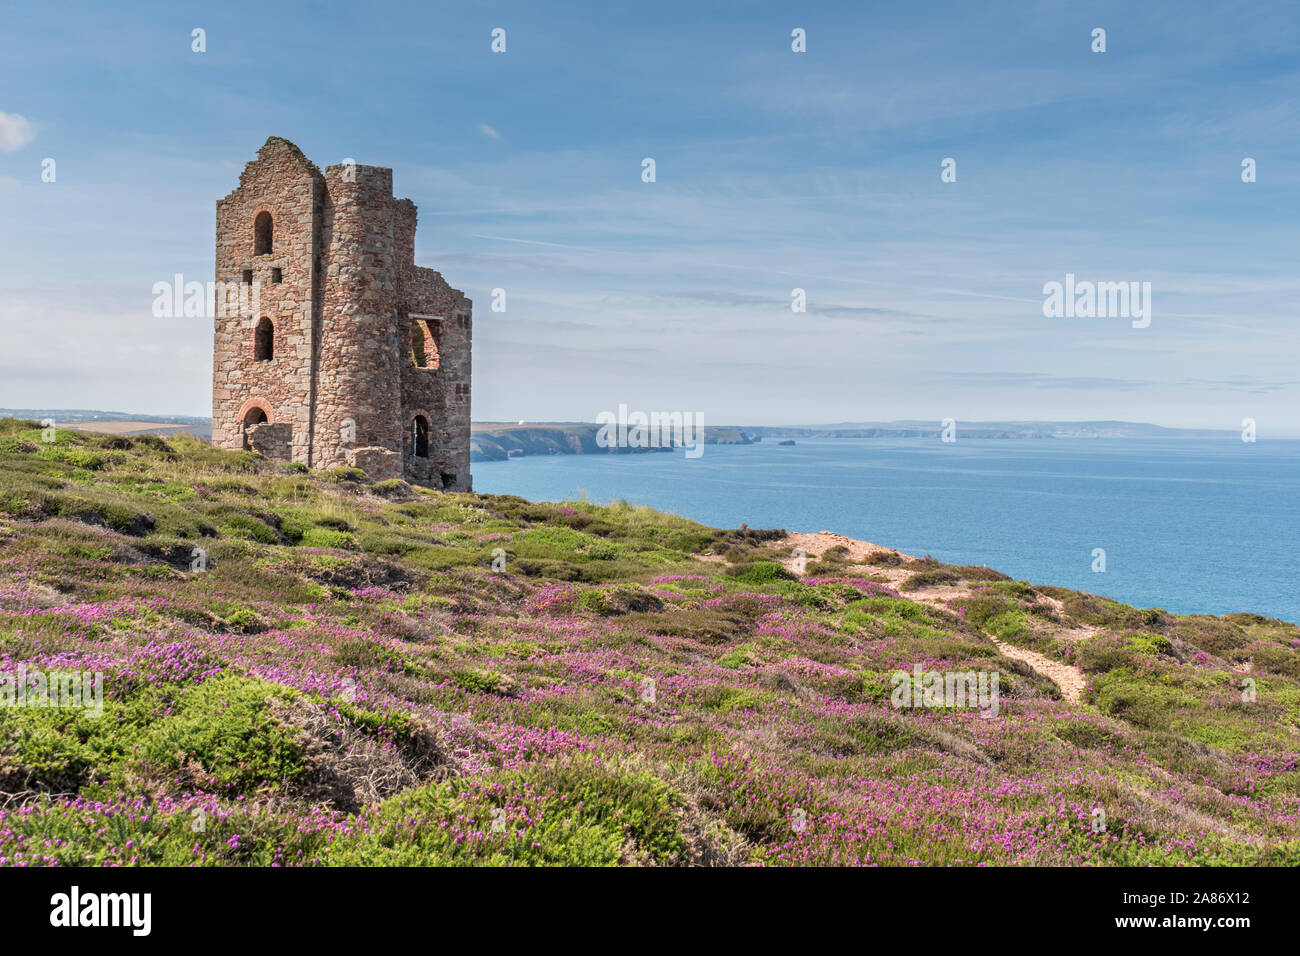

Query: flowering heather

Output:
[0, 419, 1297, 866]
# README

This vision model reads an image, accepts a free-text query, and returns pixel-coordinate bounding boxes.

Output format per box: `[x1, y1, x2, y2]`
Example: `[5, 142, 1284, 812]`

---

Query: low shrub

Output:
[900, 568, 960, 591]
[866, 550, 904, 567]
[729, 561, 796, 585]
[136, 675, 305, 792]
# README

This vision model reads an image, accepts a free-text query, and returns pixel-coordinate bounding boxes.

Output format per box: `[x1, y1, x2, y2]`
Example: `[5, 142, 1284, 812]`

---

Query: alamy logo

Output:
[49, 886, 151, 936]
[152, 273, 261, 319]
[1042, 273, 1151, 328]
[891, 666, 1000, 717]
[596, 404, 705, 458]
[1, 666, 103, 717]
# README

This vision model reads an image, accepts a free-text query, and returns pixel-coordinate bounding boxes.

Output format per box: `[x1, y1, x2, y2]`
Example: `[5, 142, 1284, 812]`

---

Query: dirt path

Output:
[971, 632, 1085, 703]
[768, 531, 1088, 704]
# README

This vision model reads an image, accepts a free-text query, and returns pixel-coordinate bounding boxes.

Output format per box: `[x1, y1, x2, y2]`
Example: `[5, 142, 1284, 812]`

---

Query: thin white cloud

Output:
[0, 112, 34, 151]
[478, 124, 501, 139]
[473, 234, 624, 256]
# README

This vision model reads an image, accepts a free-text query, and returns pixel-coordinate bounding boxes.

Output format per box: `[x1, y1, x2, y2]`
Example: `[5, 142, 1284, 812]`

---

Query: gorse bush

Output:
[136, 675, 306, 792]
[729, 561, 796, 584]
[322, 757, 692, 866]
[900, 568, 960, 591]
[866, 550, 904, 567]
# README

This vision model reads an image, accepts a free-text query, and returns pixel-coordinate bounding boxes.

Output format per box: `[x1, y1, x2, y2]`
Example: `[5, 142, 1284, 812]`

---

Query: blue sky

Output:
[1, 0, 1298, 430]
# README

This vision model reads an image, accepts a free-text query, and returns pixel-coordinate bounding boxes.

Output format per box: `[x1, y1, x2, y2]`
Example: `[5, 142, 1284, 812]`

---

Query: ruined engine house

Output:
[211, 137, 471, 490]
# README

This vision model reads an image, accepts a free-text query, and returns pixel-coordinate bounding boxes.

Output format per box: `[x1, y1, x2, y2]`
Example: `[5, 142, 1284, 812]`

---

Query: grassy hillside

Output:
[0, 418, 1297, 866]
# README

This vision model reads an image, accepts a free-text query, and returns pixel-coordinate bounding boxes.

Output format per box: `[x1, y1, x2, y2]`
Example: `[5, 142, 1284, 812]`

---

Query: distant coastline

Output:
[469, 419, 1239, 462]
[0, 411, 1242, 463]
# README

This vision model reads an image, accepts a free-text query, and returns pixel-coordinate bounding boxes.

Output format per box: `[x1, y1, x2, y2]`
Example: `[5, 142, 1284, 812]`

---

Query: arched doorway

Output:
[237, 398, 273, 427]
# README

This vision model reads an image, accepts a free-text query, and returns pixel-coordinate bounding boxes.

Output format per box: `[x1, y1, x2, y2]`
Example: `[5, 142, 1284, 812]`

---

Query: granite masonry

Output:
[211, 136, 472, 490]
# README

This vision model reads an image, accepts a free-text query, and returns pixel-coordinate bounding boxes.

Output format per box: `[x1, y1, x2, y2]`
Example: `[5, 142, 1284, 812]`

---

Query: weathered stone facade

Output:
[211, 137, 472, 491]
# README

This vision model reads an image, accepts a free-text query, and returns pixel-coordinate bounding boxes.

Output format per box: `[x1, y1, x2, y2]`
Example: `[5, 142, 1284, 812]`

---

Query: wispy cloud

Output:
[0, 112, 34, 151]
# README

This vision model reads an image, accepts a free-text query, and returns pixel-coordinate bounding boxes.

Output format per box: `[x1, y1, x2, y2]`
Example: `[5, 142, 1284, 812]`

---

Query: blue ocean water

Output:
[472, 438, 1300, 623]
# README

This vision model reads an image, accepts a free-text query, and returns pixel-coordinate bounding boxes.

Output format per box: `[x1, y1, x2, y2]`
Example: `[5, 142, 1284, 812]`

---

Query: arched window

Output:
[254, 317, 274, 361]
[412, 415, 430, 458]
[242, 406, 268, 425]
[254, 211, 273, 255]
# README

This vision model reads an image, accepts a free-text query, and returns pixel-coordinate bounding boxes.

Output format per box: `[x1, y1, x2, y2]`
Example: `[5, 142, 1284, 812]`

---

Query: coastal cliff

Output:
[471, 422, 755, 462]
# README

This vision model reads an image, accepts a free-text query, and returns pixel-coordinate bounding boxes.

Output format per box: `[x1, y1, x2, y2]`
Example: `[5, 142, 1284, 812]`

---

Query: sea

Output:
[472, 437, 1300, 623]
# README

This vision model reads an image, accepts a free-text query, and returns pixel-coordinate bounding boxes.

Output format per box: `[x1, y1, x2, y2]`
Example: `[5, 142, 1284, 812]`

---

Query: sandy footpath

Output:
[766, 531, 1087, 703]
[779, 531, 915, 564]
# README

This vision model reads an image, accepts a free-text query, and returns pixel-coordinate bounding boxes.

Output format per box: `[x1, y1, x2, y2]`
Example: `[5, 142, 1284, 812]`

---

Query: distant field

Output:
[68, 421, 212, 439]
[473, 422, 586, 432]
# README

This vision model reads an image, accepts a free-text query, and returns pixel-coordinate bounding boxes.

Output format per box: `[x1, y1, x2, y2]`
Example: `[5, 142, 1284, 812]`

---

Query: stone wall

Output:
[345, 446, 401, 480]
[313, 163, 404, 474]
[243, 422, 293, 460]
[212, 137, 322, 463]
[397, 198, 472, 490]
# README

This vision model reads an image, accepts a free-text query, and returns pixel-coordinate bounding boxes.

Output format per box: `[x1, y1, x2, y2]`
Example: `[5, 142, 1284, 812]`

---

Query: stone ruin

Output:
[211, 136, 471, 490]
